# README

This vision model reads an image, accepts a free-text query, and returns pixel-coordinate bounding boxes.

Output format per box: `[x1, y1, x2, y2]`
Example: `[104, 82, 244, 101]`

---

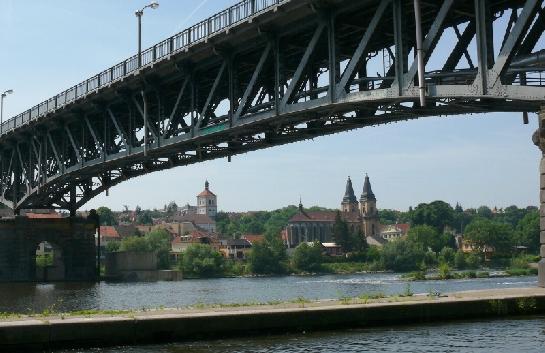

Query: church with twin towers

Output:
[285, 175, 383, 248]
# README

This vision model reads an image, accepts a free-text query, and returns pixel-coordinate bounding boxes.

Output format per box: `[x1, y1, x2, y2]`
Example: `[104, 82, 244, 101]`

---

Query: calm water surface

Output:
[58, 316, 545, 353]
[0, 273, 537, 313]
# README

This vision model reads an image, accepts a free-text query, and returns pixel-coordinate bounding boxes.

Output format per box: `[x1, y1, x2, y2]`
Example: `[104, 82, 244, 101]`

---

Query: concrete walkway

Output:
[1, 287, 544, 351]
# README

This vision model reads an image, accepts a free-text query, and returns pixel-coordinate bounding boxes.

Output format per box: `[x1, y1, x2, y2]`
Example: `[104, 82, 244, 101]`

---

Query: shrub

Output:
[466, 253, 482, 269]
[291, 242, 323, 273]
[438, 262, 451, 280]
[381, 239, 426, 272]
[454, 250, 466, 269]
[439, 247, 456, 266]
[105, 241, 120, 253]
[510, 256, 529, 270]
[179, 244, 224, 277]
[248, 238, 287, 274]
[120, 236, 150, 252]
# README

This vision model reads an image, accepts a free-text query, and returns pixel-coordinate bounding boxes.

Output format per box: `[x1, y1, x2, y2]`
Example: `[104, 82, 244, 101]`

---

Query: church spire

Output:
[342, 176, 357, 203]
[360, 174, 376, 201]
[205, 180, 209, 190]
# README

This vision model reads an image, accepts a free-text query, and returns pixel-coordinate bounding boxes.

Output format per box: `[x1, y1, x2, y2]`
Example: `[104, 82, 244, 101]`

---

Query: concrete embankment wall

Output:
[1, 288, 545, 351]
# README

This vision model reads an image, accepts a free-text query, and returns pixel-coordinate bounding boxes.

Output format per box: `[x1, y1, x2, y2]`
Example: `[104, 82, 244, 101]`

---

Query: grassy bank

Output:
[402, 268, 538, 281]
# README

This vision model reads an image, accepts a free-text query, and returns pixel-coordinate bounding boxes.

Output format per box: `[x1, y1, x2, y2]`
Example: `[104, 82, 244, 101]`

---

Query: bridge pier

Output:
[537, 109, 545, 287]
[0, 217, 96, 282]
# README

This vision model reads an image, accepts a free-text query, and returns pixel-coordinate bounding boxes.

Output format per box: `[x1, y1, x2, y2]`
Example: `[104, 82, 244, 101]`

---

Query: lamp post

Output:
[136, 1, 159, 68]
[0, 89, 14, 135]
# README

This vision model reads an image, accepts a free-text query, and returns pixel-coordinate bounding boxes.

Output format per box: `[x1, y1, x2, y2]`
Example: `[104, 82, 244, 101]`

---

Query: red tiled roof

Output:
[242, 234, 265, 244]
[396, 223, 410, 234]
[197, 189, 216, 197]
[100, 226, 119, 238]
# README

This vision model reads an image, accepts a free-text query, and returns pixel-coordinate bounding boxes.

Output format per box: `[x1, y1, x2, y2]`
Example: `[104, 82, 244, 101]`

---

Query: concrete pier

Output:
[537, 109, 545, 287]
[0, 287, 544, 351]
[0, 217, 96, 282]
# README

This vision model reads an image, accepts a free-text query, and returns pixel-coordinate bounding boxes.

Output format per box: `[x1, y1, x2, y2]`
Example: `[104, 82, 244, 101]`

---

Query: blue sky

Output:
[0, 0, 540, 212]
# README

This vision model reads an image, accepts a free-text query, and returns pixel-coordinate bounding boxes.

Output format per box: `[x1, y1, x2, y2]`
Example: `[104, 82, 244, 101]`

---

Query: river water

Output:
[0, 272, 537, 313]
[57, 316, 545, 353]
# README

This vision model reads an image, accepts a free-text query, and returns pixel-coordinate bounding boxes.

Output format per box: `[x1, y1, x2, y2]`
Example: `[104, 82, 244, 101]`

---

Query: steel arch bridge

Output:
[1, 0, 545, 214]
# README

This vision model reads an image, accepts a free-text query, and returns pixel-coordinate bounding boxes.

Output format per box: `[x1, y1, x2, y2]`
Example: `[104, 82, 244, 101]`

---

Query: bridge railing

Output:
[1, 0, 286, 135]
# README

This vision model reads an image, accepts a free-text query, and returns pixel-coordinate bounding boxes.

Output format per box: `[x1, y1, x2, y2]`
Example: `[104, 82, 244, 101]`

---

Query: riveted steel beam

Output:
[281, 23, 325, 109]
[234, 43, 271, 121]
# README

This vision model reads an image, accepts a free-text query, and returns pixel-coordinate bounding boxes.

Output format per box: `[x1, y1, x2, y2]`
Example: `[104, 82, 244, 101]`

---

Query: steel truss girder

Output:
[1, 0, 545, 211]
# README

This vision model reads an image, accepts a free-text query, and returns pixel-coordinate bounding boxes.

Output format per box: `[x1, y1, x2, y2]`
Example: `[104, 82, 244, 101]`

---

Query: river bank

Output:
[1, 287, 544, 351]
[0, 273, 537, 314]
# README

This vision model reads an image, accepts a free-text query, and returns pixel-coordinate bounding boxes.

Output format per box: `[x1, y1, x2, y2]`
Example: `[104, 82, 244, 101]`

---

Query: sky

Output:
[0, 0, 541, 212]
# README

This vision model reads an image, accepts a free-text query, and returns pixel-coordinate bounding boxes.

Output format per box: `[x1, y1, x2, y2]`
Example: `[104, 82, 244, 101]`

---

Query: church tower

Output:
[359, 174, 379, 237]
[197, 180, 217, 219]
[341, 176, 359, 213]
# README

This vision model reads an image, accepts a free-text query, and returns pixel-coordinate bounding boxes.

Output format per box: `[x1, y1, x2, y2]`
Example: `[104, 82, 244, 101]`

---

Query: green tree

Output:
[165, 201, 178, 215]
[147, 229, 172, 269]
[407, 225, 443, 252]
[292, 242, 323, 272]
[476, 206, 493, 219]
[332, 211, 351, 252]
[179, 244, 224, 277]
[147, 229, 171, 251]
[379, 209, 400, 225]
[350, 230, 368, 253]
[439, 246, 456, 266]
[248, 237, 287, 274]
[120, 236, 150, 252]
[263, 206, 298, 240]
[136, 210, 154, 225]
[381, 239, 426, 272]
[514, 210, 539, 253]
[500, 205, 526, 227]
[454, 250, 466, 269]
[464, 218, 514, 256]
[466, 253, 482, 269]
[411, 201, 454, 232]
[97, 206, 118, 226]
[105, 241, 120, 253]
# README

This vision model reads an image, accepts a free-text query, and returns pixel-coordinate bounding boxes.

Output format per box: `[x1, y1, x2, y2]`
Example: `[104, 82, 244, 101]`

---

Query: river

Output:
[0, 272, 537, 313]
[55, 316, 545, 353]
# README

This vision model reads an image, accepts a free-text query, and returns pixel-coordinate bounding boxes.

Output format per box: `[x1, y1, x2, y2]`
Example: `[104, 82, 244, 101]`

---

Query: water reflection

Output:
[0, 273, 537, 314]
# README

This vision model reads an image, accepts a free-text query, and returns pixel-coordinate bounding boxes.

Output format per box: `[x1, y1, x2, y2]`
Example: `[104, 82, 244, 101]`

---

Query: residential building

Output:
[219, 239, 252, 259]
[170, 230, 220, 262]
[380, 223, 410, 242]
[242, 234, 265, 245]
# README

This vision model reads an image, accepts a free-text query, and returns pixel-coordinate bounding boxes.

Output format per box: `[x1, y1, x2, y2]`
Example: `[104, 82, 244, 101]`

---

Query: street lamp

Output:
[0, 89, 14, 135]
[136, 1, 160, 68]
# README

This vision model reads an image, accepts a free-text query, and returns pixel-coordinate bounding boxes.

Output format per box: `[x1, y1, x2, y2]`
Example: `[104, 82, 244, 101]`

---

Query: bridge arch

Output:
[0, 217, 96, 282]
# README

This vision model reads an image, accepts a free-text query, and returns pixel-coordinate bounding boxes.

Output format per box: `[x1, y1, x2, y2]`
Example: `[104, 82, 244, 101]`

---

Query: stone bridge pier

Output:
[536, 109, 545, 287]
[0, 217, 96, 282]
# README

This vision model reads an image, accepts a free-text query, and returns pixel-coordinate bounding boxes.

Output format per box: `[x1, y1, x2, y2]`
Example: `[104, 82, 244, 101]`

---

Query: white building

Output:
[197, 180, 217, 219]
